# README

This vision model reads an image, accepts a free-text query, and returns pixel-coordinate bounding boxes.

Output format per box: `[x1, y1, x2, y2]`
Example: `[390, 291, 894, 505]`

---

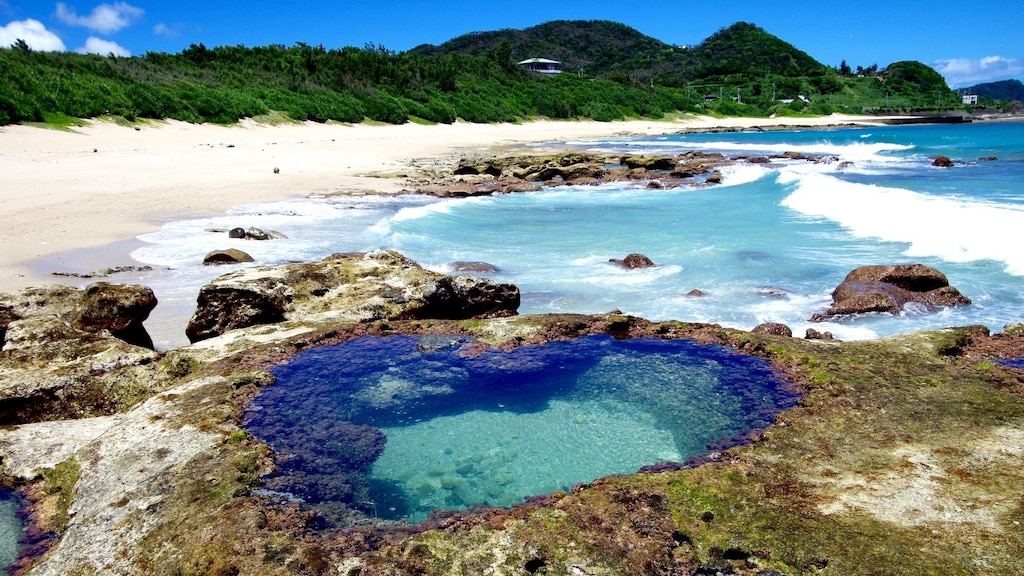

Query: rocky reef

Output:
[405, 150, 847, 197]
[0, 252, 1021, 575]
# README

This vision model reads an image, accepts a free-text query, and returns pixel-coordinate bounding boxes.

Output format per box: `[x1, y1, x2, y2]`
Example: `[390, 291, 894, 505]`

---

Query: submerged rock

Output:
[812, 264, 971, 321]
[450, 261, 500, 273]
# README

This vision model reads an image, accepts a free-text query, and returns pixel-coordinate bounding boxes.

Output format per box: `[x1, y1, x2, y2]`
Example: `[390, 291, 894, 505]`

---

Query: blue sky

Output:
[1, 0, 1021, 87]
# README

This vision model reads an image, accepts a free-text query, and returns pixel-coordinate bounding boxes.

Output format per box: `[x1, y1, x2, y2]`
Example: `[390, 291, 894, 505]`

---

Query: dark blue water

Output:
[997, 358, 1024, 369]
[245, 335, 798, 525]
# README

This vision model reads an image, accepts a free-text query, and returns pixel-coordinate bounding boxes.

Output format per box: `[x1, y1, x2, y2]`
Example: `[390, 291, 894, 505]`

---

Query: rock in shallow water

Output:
[202, 248, 254, 265]
[811, 264, 970, 322]
[609, 253, 656, 269]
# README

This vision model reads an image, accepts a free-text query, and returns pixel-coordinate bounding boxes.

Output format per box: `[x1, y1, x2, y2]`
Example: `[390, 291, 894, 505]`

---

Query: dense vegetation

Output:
[965, 79, 1024, 106]
[0, 21, 961, 127]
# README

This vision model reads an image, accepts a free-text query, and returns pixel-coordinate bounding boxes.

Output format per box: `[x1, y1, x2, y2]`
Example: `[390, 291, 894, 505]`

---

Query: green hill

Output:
[683, 22, 826, 80]
[966, 79, 1024, 102]
[411, 20, 675, 78]
[412, 20, 826, 86]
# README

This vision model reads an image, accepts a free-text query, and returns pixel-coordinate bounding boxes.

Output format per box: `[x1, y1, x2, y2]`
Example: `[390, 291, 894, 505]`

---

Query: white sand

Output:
[0, 113, 880, 293]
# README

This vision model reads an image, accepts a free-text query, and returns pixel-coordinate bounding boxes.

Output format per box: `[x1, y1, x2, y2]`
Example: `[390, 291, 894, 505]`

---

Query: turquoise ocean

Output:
[134, 122, 1024, 349]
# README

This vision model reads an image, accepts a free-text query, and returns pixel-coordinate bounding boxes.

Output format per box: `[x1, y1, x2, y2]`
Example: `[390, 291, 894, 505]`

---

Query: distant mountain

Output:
[410, 20, 826, 85]
[966, 79, 1024, 101]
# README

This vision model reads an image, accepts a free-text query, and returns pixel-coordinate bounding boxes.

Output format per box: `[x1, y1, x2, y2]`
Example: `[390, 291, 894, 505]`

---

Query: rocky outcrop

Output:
[0, 283, 160, 422]
[932, 155, 955, 167]
[0, 288, 1021, 575]
[811, 264, 971, 321]
[609, 253, 656, 269]
[185, 250, 520, 343]
[433, 152, 735, 195]
[417, 274, 520, 319]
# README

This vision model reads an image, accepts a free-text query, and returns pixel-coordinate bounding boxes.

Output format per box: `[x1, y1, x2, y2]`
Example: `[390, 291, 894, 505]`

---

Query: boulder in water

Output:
[202, 249, 254, 265]
[609, 253, 656, 269]
[812, 264, 970, 321]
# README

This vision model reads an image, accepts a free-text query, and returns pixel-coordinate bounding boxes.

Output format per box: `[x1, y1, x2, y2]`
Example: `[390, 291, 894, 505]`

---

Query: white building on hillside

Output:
[518, 58, 562, 74]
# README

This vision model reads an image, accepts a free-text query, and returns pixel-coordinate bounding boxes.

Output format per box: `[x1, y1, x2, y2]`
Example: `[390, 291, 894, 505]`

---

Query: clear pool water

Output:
[245, 335, 798, 526]
[0, 490, 22, 570]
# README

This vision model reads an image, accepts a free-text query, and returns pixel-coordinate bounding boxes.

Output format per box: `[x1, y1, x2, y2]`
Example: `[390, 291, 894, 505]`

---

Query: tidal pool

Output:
[0, 490, 22, 570]
[245, 335, 798, 526]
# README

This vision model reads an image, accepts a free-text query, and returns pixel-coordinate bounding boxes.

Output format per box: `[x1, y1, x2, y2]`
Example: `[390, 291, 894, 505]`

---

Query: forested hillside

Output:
[966, 79, 1024, 103]
[411, 21, 827, 86]
[0, 21, 960, 127]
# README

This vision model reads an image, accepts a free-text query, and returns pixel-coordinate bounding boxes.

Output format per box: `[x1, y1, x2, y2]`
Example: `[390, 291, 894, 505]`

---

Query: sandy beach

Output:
[0, 113, 880, 293]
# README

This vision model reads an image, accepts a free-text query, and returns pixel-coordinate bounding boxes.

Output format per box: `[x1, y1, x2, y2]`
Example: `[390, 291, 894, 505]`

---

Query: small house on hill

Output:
[518, 58, 562, 74]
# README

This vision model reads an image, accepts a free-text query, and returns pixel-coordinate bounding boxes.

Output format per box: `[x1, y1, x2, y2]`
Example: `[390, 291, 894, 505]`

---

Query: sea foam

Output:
[779, 171, 1024, 276]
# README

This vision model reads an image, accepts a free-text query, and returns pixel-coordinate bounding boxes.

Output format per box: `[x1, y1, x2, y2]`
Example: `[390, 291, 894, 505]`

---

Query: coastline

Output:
[0, 113, 883, 293]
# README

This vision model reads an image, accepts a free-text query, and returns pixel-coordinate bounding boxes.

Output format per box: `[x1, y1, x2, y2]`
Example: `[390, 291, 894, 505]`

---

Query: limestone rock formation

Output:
[185, 250, 520, 343]
[0, 283, 160, 422]
[811, 264, 971, 321]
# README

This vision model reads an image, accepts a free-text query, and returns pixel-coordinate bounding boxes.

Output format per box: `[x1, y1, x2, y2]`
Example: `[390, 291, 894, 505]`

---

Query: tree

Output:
[839, 60, 852, 76]
[12, 38, 30, 52]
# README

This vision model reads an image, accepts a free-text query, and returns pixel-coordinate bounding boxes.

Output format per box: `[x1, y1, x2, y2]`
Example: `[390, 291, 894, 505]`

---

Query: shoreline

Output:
[0, 113, 885, 294]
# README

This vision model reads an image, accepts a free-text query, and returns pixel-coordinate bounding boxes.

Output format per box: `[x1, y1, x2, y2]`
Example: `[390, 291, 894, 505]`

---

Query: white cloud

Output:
[933, 55, 1024, 86]
[0, 19, 66, 50]
[56, 2, 143, 34]
[77, 35, 130, 56]
[153, 22, 180, 38]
